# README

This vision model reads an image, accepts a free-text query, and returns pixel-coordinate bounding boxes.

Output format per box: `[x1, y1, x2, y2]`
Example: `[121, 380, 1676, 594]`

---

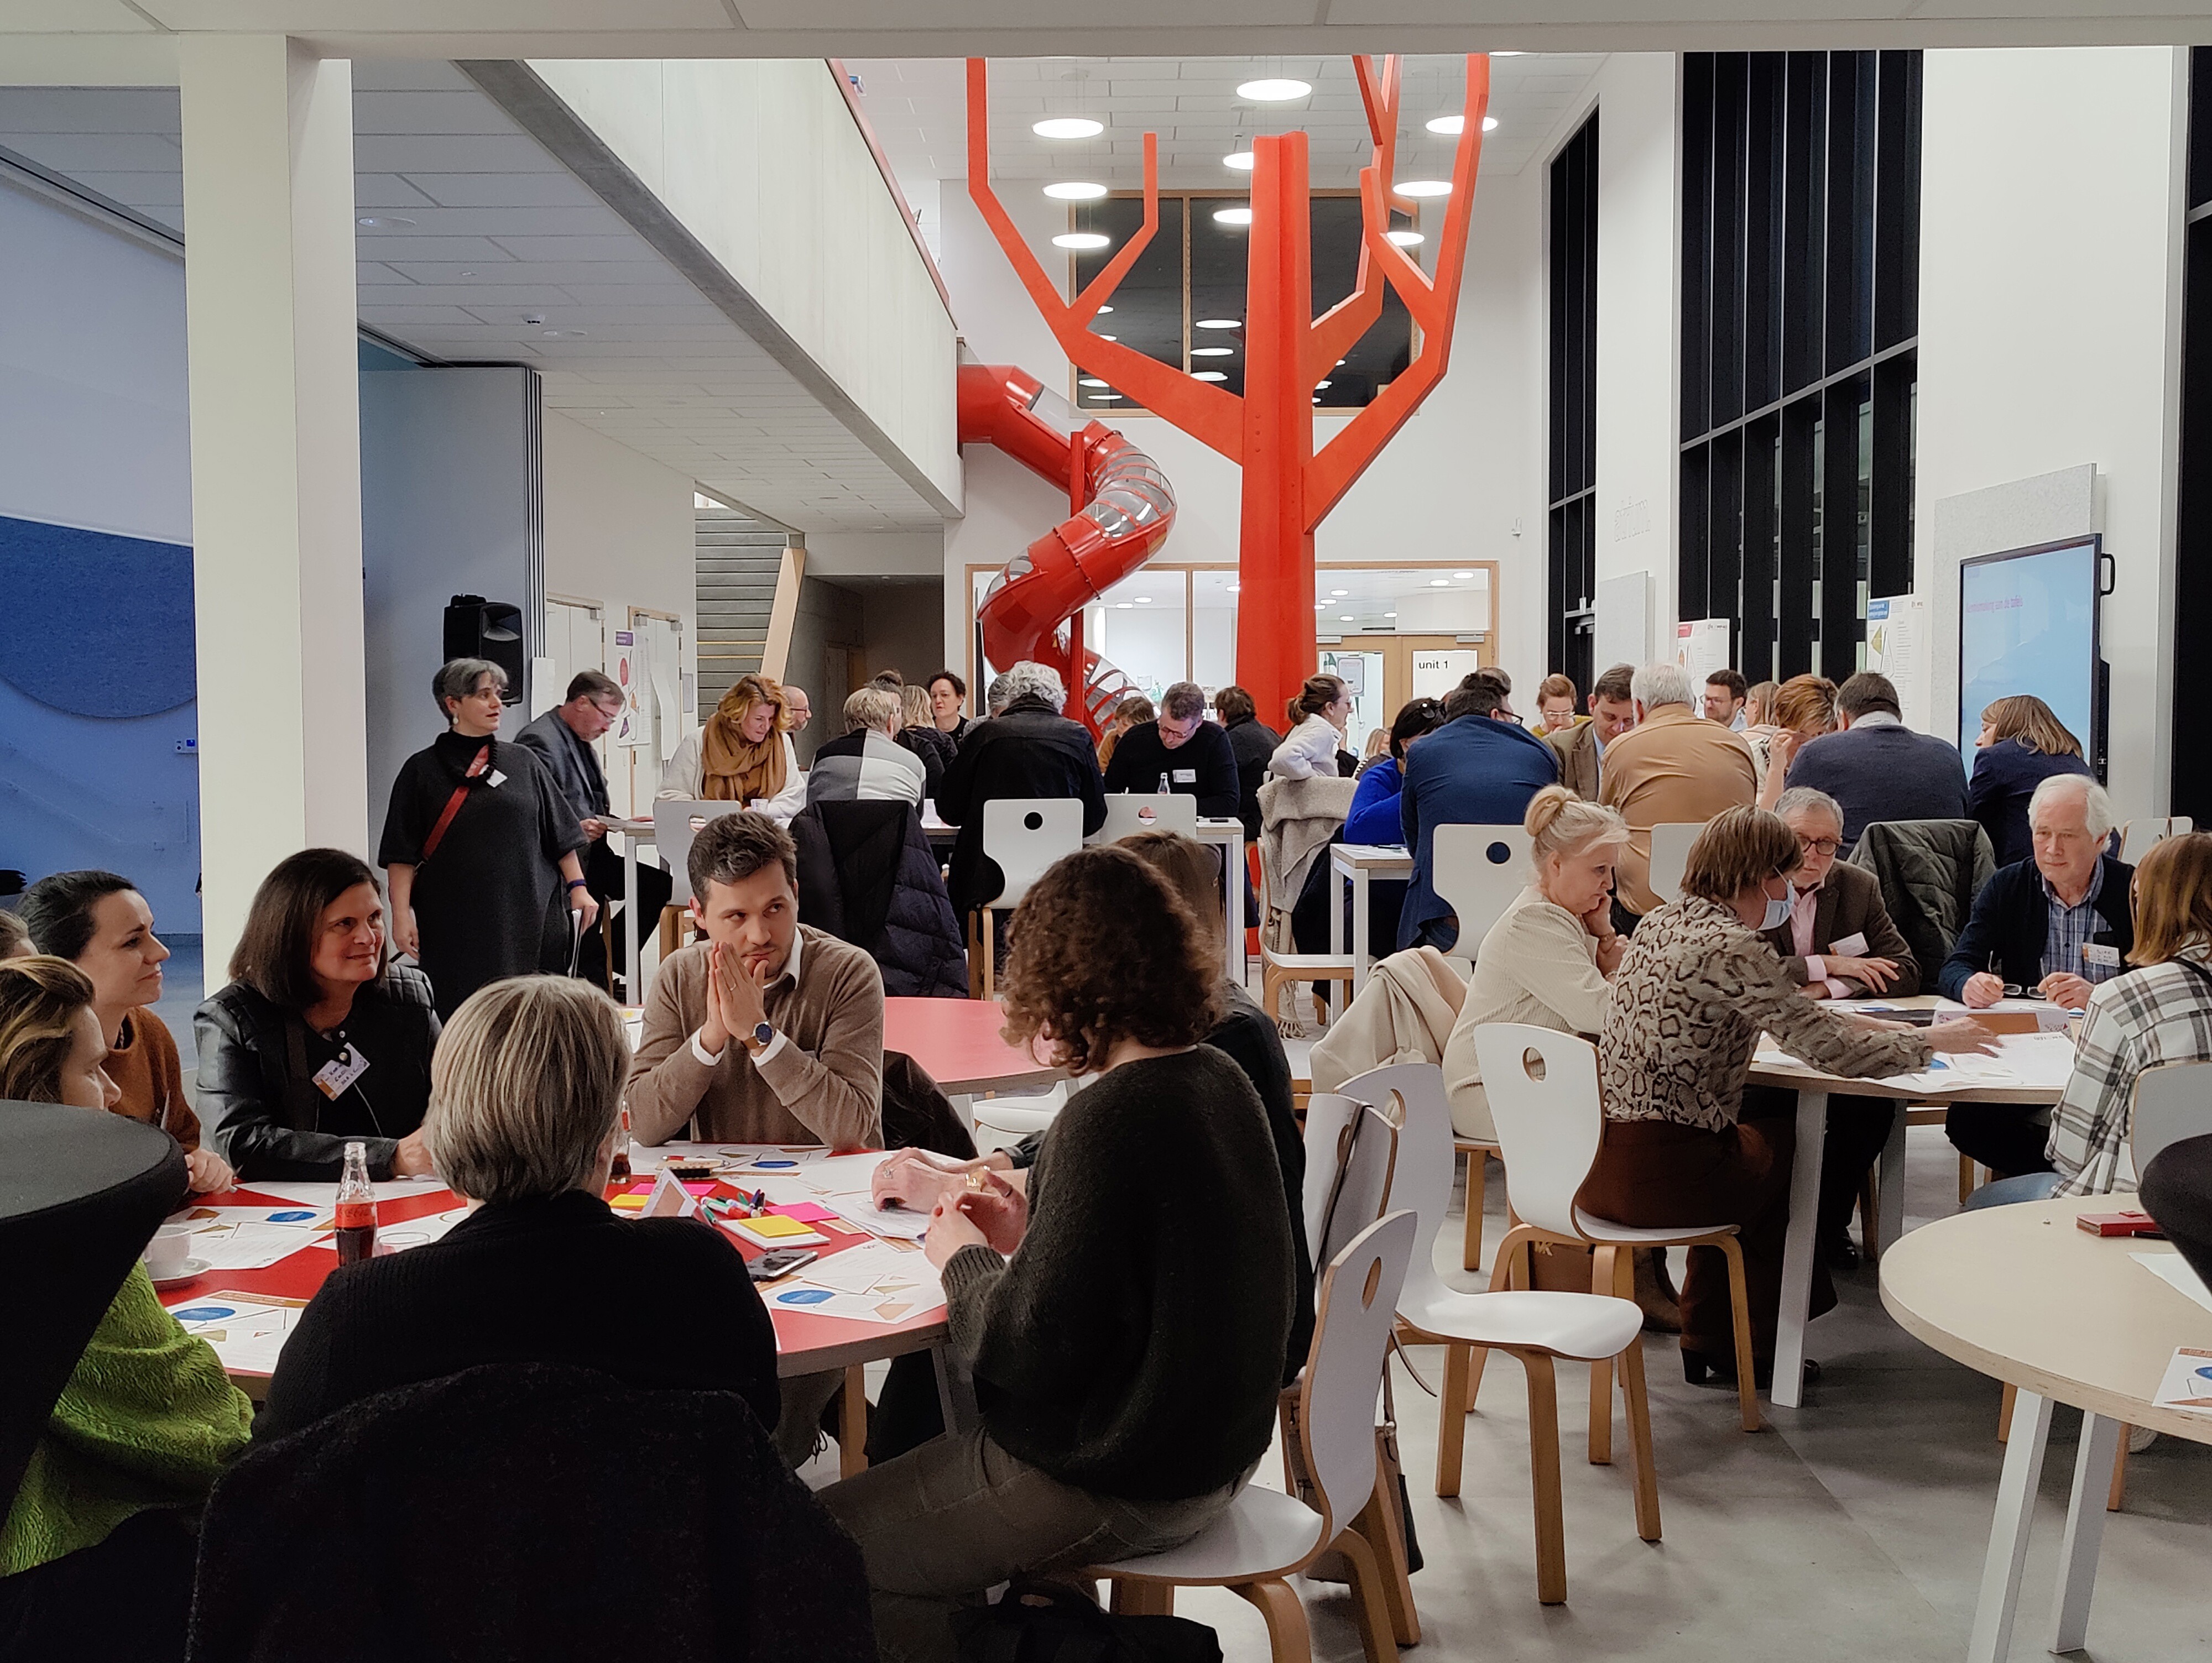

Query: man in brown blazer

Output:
[1599, 662, 1757, 917]
[1760, 787, 1919, 996]
[1544, 661, 1639, 801]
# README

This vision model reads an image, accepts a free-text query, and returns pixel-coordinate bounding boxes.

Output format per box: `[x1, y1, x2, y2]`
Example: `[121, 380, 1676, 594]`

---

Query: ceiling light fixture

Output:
[1340, 614, 1354, 621]
[1034, 117, 1104, 138]
[1385, 610, 1397, 618]
[1316, 379, 1332, 389]
[1385, 229, 1425, 248]
[1097, 304, 1114, 313]
[1453, 570, 1474, 579]
[1044, 181, 1108, 200]
[1238, 77, 1312, 101]
[1135, 595, 1153, 603]
[1196, 317, 1241, 330]
[1484, 116, 1501, 131]
[1331, 588, 1349, 597]
[355, 215, 416, 228]
[1213, 205, 1254, 226]
[1115, 602, 1133, 609]
[1396, 179, 1452, 197]
[1192, 370, 1229, 381]
[1091, 391, 1123, 399]
[1192, 346, 1235, 357]
[1429, 578, 1451, 587]
[1079, 378, 1109, 388]
[1053, 232, 1111, 250]
[1097, 333, 1118, 340]
[1426, 115, 1463, 135]
[1224, 151, 1255, 171]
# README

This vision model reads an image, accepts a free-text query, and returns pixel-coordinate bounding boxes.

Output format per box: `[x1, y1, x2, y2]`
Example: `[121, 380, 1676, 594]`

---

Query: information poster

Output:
[612, 630, 650, 750]
[1865, 594, 1927, 731]
[1675, 618, 1733, 708]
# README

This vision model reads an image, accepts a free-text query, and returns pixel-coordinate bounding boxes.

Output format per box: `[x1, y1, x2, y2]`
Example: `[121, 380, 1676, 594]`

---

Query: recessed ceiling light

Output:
[1091, 391, 1123, 400]
[1238, 78, 1311, 102]
[1097, 304, 1114, 313]
[1396, 179, 1452, 197]
[1316, 379, 1332, 389]
[1053, 232, 1112, 250]
[1228, 583, 1240, 593]
[1196, 318, 1241, 330]
[1430, 578, 1451, 587]
[1426, 115, 1464, 135]
[355, 215, 416, 228]
[1385, 229, 1425, 248]
[1097, 333, 1118, 340]
[1213, 206, 1254, 226]
[1044, 181, 1108, 200]
[1035, 117, 1104, 138]
[1340, 614, 1354, 621]
[1484, 116, 1500, 131]
[1493, 50, 1525, 56]
[1193, 370, 1229, 381]
[1079, 378, 1109, 388]
[1135, 595, 1152, 603]
[1192, 346, 1235, 357]
[1224, 151, 1255, 171]
[1115, 601, 1133, 609]
[1331, 588, 1349, 596]
[1453, 570, 1474, 579]
[1385, 610, 1397, 618]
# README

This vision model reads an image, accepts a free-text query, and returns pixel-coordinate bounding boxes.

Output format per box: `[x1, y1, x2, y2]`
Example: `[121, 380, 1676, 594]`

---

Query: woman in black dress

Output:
[382, 658, 596, 1018]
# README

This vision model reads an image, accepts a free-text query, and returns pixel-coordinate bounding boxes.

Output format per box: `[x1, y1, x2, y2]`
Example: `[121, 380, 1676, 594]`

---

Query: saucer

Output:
[149, 1258, 210, 1289]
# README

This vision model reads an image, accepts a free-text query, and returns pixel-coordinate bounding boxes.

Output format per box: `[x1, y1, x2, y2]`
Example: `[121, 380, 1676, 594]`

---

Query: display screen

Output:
[1958, 537, 2100, 755]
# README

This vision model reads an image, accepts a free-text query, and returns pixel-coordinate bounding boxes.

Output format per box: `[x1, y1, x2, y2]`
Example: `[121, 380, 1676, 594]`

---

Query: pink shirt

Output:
[1790, 883, 1853, 999]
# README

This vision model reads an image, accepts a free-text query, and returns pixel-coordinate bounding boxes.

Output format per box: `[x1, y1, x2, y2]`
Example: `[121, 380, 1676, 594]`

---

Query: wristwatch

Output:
[743, 1021, 775, 1058]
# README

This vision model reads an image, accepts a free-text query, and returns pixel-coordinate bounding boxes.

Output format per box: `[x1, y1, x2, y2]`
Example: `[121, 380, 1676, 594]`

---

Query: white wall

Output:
[530, 57, 961, 513]
[1916, 46, 2184, 817]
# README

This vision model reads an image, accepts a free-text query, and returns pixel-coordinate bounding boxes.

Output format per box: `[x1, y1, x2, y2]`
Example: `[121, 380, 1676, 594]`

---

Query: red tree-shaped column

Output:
[967, 55, 1490, 725]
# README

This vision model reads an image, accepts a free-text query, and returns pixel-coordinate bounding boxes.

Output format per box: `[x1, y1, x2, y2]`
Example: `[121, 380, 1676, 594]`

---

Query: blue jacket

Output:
[1937, 854, 2134, 1001]
[1786, 721, 1969, 854]
[1968, 740, 2094, 869]
[1344, 757, 1406, 846]
[1396, 715, 1559, 950]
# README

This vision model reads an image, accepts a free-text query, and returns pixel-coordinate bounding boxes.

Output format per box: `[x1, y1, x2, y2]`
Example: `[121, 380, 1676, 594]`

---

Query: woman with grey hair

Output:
[256, 975, 779, 1440]
[380, 658, 597, 1019]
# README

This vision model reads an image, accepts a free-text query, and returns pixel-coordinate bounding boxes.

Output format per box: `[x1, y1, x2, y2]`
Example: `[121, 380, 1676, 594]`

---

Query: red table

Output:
[884, 996, 1061, 1096]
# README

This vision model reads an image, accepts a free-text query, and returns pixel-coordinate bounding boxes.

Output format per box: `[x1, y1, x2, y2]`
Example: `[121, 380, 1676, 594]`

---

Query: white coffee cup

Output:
[144, 1224, 193, 1277]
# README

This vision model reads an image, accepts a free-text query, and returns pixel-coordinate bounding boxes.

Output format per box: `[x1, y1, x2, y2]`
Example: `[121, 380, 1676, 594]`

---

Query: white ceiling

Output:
[0, 63, 947, 532]
[845, 53, 1606, 194]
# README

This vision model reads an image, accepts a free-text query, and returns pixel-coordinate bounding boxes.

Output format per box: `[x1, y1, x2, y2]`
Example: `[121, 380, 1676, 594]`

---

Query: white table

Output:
[1881, 1195, 2212, 1661]
[604, 814, 657, 996]
[1746, 1003, 2072, 1408]
[1328, 844, 1414, 991]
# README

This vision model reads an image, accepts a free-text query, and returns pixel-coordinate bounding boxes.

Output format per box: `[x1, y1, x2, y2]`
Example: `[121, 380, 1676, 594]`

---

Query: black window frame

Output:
[1547, 111, 1599, 693]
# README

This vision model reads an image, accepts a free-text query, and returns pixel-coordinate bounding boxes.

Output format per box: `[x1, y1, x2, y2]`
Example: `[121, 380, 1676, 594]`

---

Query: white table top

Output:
[1881, 1194, 2212, 1443]
[1746, 995, 2073, 1105]
[1333, 843, 1413, 870]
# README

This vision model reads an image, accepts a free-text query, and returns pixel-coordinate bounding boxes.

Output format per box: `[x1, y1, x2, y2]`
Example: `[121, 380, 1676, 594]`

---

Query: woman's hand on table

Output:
[922, 1191, 989, 1269]
[1828, 954, 1900, 992]
[184, 1148, 235, 1194]
[955, 1168, 1028, 1255]
[1926, 1018, 2002, 1057]
[392, 1128, 437, 1179]
[872, 1148, 976, 1211]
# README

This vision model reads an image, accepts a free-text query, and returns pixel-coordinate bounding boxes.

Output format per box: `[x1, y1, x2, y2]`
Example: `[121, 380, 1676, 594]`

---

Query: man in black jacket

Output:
[1938, 773, 2132, 1176]
[933, 661, 1107, 917]
[1214, 684, 1282, 841]
[516, 669, 669, 995]
[1102, 679, 1240, 819]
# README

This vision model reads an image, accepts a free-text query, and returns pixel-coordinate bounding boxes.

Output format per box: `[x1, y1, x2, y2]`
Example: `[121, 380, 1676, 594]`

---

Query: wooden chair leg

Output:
[1353, 1461, 1421, 1645]
[838, 1364, 868, 1479]
[1588, 1244, 1620, 1467]
[1436, 1342, 1470, 1497]
[1997, 1380, 2017, 1442]
[979, 907, 997, 1000]
[1109, 1579, 1176, 1616]
[1716, 1234, 1761, 1432]
[1519, 1350, 1568, 1606]
[1617, 1329, 1663, 1544]
[1232, 1578, 1313, 1663]
[1468, 1222, 1542, 1414]
[1462, 1147, 1488, 1272]
[1958, 1152, 1978, 1205]
[2109, 1433, 2130, 1512]
[1333, 1526, 1397, 1663]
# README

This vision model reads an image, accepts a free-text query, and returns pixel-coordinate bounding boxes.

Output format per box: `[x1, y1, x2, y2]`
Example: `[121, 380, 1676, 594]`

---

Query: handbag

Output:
[419, 743, 494, 864]
[951, 1581, 1220, 1663]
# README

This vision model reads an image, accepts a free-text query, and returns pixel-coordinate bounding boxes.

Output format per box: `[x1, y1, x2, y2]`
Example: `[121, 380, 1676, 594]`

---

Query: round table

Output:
[1880, 1194, 2212, 1660]
[884, 996, 1060, 1095]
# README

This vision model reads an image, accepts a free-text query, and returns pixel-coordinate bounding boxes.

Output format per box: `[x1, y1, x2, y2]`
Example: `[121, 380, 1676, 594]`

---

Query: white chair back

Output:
[1299, 1210, 1416, 1540]
[1099, 792, 1199, 843]
[2120, 815, 2194, 865]
[980, 798, 1084, 910]
[2131, 1059, 2212, 1175]
[653, 799, 747, 906]
[1432, 823, 1533, 962]
[1468, 1023, 1605, 1240]
[1646, 821, 1704, 907]
[1301, 1092, 1360, 1254]
[1308, 1101, 1401, 1274]
[1335, 1061, 1454, 1305]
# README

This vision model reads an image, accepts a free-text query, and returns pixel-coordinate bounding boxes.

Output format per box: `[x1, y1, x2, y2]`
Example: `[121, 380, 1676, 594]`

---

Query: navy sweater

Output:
[1786, 722, 1969, 853]
[1936, 854, 2135, 1001]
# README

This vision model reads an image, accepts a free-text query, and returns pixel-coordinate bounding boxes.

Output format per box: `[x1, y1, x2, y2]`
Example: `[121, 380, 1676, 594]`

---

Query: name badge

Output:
[312, 1045, 370, 1100]
[2083, 943, 2122, 969]
[1829, 932, 1870, 958]
[1172, 768, 1197, 783]
[487, 768, 508, 788]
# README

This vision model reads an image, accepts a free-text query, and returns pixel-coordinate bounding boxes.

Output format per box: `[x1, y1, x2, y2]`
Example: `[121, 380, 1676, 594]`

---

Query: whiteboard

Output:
[1594, 572, 1652, 673]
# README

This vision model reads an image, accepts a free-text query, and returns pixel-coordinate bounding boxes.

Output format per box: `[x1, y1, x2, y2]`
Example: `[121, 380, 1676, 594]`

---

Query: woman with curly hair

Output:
[824, 845, 1295, 1663]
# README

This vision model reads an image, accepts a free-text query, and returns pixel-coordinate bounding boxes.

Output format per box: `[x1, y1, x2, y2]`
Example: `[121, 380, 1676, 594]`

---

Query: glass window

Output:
[1071, 196, 1184, 414]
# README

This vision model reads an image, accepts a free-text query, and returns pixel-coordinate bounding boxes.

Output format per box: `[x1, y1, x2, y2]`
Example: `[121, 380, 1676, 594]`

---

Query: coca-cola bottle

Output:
[335, 1140, 377, 1265]
[608, 1106, 633, 1183]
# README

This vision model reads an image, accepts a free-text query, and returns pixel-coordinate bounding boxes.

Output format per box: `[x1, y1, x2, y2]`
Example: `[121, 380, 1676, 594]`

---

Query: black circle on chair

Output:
[1024, 812, 1044, 831]
[1485, 841, 1512, 865]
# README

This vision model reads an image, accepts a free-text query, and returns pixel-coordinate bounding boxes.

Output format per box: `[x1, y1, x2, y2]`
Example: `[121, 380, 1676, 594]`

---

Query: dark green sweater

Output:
[940, 1047, 1294, 1501]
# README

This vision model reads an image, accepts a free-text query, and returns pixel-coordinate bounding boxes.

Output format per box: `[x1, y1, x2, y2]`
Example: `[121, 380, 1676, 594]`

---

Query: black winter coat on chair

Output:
[791, 801, 969, 998]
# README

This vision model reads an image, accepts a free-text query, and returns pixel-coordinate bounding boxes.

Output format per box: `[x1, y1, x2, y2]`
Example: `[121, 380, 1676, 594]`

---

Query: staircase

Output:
[695, 509, 794, 710]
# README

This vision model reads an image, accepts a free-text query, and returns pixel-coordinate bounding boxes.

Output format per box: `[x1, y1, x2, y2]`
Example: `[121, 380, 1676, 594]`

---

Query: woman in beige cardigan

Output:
[1442, 786, 1629, 1142]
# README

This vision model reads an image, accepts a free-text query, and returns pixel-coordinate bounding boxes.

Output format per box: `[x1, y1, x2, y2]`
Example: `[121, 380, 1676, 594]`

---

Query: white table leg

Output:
[1222, 835, 1242, 979]
[1969, 1387, 2054, 1663]
[1877, 1101, 1910, 1258]
[622, 834, 640, 998]
[2046, 1410, 2121, 1654]
[1351, 868, 1372, 993]
[1771, 1088, 1828, 1409]
[1330, 851, 1347, 957]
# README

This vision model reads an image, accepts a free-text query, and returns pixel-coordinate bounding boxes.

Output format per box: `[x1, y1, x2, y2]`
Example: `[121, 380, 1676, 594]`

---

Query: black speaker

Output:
[442, 594, 525, 704]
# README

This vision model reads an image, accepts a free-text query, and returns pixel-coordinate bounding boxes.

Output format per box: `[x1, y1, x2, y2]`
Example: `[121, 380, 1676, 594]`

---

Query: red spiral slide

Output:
[957, 362, 1176, 735]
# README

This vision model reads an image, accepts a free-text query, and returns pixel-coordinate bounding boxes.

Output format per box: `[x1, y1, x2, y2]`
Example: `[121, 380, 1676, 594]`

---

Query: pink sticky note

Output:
[682, 1182, 716, 1196]
[773, 1202, 839, 1223]
[625, 1183, 655, 1195]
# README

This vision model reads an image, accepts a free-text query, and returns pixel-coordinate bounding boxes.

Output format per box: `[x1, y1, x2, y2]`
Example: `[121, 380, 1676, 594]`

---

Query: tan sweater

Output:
[105, 1008, 200, 1150]
[627, 927, 885, 1148]
[1598, 707, 1757, 915]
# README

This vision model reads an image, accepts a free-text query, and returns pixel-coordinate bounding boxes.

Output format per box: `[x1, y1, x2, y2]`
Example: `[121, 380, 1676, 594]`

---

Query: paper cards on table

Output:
[2151, 1346, 2212, 1414]
[823, 1191, 931, 1242]
[2133, 1251, 2212, 1315]
[764, 1242, 943, 1325]
[165, 1205, 335, 1269]
[169, 1291, 309, 1374]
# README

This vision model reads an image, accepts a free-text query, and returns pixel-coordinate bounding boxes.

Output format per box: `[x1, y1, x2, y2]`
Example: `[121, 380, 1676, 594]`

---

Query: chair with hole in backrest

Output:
[1091, 1211, 1417, 1663]
[1339, 1061, 1654, 1605]
[1099, 792, 1201, 843]
[1472, 1023, 1761, 1446]
[973, 798, 1084, 998]
[2119, 815, 2194, 865]
[2131, 1059, 2212, 1176]
[1645, 822, 1704, 909]
[1431, 823, 1534, 965]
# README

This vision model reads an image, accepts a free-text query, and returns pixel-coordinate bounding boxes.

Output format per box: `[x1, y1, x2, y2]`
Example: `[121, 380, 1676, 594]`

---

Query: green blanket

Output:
[2, 1263, 253, 1576]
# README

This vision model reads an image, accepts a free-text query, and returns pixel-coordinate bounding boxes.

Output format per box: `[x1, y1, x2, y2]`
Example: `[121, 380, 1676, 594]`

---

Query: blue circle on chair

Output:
[1485, 841, 1511, 865]
[775, 1288, 835, 1306]
[1024, 811, 1044, 830]
[172, 1305, 236, 1322]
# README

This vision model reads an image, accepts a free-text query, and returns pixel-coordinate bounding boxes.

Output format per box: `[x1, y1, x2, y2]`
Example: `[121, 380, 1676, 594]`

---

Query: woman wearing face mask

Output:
[1584, 807, 1996, 1387]
[660, 673, 807, 823]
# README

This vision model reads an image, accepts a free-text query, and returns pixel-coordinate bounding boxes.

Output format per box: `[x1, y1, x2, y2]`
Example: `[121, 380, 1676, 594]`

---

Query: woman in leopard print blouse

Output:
[1582, 807, 1996, 1384]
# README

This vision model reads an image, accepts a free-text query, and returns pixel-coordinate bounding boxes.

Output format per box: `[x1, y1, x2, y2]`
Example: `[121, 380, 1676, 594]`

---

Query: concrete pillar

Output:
[178, 37, 367, 969]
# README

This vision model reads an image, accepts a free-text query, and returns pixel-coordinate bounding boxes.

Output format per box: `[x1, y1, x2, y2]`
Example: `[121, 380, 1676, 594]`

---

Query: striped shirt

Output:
[2041, 860, 2122, 987]
[2047, 951, 2212, 1196]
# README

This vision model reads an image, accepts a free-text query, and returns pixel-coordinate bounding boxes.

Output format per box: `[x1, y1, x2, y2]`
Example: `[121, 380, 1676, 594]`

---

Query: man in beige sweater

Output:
[628, 812, 884, 1149]
[1600, 662, 1757, 921]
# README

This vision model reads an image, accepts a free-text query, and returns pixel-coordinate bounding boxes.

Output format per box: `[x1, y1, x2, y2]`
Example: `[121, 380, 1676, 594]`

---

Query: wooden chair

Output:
[1091, 1212, 1418, 1663]
[1470, 1025, 1761, 1444]
[971, 799, 1083, 998]
[1340, 1061, 1656, 1604]
[1258, 853, 1356, 1031]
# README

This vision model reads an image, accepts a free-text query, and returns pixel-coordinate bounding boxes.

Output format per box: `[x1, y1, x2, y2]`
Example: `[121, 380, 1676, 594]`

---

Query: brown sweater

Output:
[626, 928, 885, 1148]
[105, 1007, 200, 1150]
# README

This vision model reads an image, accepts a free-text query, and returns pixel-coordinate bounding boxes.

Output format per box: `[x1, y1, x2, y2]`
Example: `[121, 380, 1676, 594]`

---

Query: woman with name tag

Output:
[196, 850, 441, 1182]
[380, 658, 596, 1022]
